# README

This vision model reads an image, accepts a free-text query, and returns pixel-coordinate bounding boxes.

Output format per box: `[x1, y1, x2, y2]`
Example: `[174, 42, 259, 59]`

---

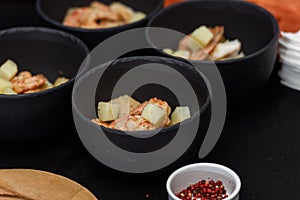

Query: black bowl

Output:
[72, 56, 211, 172]
[0, 27, 89, 140]
[147, 0, 279, 101]
[36, 0, 164, 50]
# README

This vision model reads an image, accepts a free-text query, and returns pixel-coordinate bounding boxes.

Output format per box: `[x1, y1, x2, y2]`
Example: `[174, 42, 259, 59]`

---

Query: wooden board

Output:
[0, 169, 97, 200]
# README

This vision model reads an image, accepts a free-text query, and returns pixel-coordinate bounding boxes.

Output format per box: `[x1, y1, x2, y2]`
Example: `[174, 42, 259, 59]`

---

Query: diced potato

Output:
[97, 102, 120, 122]
[190, 26, 214, 48]
[0, 77, 13, 94]
[173, 50, 190, 59]
[41, 81, 54, 90]
[187, 37, 202, 52]
[141, 103, 166, 128]
[54, 77, 69, 86]
[130, 12, 146, 23]
[163, 48, 174, 56]
[0, 59, 18, 80]
[171, 106, 191, 125]
[0, 87, 17, 95]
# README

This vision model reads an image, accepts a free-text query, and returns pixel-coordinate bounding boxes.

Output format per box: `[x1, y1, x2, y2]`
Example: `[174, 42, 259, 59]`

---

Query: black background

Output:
[0, 1, 299, 200]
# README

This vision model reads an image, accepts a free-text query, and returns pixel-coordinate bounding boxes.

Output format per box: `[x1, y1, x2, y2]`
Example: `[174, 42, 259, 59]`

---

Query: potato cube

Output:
[130, 12, 146, 23]
[0, 77, 13, 93]
[141, 103, 166, 128]
[171, 106, 191, 125]
[0, 59, 18, 80]
[190, 26, 214, 48]
[173, 50, 190, 59]
[0, 87, 17, 95]
[97, 102, 120, 122]
[41, 81, 54, 90]
[54, 77, 69, 86]
[163, 48, 174, 56]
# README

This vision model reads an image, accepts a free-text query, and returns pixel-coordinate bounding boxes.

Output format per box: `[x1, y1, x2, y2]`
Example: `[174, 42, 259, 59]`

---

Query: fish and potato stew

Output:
[63, 1, 146, 29]
[92, 95, 191, 131]
[164, 25, 244, 61]
[0, 59, 69, 95]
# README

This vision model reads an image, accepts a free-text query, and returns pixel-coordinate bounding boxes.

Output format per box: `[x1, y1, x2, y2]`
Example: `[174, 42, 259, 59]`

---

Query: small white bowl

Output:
[166, 163, 241, 200]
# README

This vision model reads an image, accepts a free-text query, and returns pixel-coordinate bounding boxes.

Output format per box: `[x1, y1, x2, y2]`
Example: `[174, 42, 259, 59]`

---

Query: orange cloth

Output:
[247, 0, 300, 32]
[165, 0, 300, 32]
[164, 0, 184, 7]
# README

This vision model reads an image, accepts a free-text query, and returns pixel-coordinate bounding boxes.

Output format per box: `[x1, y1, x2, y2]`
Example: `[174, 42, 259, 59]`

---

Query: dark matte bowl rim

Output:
[146, 0, 279, 65]
[72, 56, 211, 136]
[36, 0, 164, 33]
[0, 27, 89, 100]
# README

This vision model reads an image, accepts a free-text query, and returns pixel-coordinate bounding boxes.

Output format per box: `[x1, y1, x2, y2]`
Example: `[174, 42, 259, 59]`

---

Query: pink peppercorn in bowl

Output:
[166, 163, 241, 200]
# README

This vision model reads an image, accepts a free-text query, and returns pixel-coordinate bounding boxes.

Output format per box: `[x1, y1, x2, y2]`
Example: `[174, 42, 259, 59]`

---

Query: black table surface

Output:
[0, 1, 299, 200]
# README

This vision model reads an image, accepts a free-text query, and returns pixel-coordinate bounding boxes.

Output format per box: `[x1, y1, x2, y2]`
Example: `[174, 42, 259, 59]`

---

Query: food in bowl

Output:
[63, 1, 146, 29]
[0, 59, 69, 94]
[175, 179, 229, 200]
[91, 94, 191, 131]
[163, 25, 244, 61]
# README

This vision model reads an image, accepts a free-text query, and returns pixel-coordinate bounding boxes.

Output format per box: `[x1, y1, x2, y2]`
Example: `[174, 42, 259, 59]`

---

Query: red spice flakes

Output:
[176, 179, 228, 200]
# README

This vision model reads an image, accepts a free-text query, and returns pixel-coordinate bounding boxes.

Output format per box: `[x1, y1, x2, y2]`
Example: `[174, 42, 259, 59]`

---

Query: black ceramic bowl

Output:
[36, 0, 164, 50]
[147, 0, 279, 101]
[0, 27, 89, 140]
[72, 56, 211, 172]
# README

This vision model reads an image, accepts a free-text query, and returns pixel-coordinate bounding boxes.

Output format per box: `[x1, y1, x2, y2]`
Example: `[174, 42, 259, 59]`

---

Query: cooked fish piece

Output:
[64, 2, 119, 29]
[63, 1, 145, 29]
[12, 71, 32, 80]
[219, 51, 245, 61]
[108, 115, 155, 131]
[178, 35, 191, 51]
[81, 8, 119, 27]
[190, 26, 225, 60]
[211, 39, 242, 60]
[91, 118, 110, 128]
[91, 2, 119, 21]
[110, 95, 141, 118]
[11, 72, 47, 94]
[110, 2, 134, 22]
[90, 1, 111, 11]
[24, 88, 42, 94]
[63, 7, 90, 27]
[131, 100, 148, 115]
[98, 20, 124, 28]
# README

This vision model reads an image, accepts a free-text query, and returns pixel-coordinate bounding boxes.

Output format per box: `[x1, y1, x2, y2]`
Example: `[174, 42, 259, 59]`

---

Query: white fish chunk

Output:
[211, 39, 242, 60]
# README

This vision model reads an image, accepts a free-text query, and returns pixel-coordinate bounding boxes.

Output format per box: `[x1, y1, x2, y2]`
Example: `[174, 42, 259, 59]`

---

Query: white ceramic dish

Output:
[166, 163, 241, 200]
